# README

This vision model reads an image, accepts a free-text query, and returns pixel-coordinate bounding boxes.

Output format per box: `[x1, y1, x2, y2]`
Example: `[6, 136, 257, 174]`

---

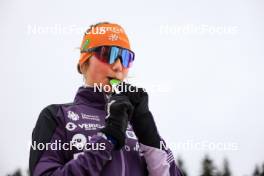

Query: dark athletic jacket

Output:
[29, 86, 183, 176]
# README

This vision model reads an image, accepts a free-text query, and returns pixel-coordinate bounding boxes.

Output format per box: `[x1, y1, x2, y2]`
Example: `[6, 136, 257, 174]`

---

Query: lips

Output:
[107, 76, 115, 80]
[107, 76, 115, 81]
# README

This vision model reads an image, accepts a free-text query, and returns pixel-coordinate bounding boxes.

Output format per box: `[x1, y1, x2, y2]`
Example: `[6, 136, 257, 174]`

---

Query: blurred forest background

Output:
[7, 155, 264, 176]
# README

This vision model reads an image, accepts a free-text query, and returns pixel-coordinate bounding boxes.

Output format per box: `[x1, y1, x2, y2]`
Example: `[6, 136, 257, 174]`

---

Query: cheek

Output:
[89, 60, 110, 79]
[123, 69, 129, 77]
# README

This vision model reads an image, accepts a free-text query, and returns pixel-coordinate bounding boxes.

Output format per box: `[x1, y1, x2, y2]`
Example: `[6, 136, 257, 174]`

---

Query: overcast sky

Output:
[1, 0, 264, 175]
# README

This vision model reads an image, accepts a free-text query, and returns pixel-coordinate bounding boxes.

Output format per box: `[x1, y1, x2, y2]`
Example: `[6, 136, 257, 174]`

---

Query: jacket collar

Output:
[74, 86, 107, 110]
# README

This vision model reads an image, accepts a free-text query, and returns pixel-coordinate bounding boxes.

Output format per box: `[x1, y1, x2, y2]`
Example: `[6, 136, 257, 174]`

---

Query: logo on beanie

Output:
[82, 39, 91, 50]
[108, 34, 119, 41]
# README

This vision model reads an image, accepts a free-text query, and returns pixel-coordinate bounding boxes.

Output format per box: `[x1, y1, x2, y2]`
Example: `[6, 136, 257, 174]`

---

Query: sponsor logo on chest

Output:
[78, 123, 104, 130]
[67, 110, 101, 122]
[65, 122, 104, 131]
[81, 113, 100, 121]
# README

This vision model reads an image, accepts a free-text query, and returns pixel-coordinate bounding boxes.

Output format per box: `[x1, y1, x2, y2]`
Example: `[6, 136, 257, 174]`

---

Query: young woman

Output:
[29, 22, 183, 176]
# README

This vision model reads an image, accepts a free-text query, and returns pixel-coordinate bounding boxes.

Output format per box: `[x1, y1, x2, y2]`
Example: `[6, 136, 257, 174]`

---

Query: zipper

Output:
[103, 92, 126, 176]
[120, 149, 125, 176]
[103, 92, 110, 113]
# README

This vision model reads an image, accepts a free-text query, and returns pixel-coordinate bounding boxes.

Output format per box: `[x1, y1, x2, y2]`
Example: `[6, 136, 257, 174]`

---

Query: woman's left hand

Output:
[119, 83, 161, 149]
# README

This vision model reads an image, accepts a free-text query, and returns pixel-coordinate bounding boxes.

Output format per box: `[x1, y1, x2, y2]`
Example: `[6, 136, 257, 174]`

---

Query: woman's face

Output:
[81, 55, 129, 87]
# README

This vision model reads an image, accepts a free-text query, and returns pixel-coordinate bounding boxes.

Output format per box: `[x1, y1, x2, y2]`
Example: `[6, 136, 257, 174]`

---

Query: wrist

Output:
[97, 132, 117, 145]
[100, 126, 125, 149]
[105, 135, 117, 146]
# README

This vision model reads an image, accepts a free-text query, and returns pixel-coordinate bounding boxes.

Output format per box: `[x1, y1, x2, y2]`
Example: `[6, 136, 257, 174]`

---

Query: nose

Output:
[111, 58, 123, 72]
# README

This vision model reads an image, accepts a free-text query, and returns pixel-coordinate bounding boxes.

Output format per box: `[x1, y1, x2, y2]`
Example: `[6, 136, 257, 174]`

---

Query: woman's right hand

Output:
[100, 94, 134, 150]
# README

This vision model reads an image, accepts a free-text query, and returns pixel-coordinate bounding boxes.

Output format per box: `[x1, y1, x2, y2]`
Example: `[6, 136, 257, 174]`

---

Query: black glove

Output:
[118, 82, 161, 149]
[100, 94, 133, 150]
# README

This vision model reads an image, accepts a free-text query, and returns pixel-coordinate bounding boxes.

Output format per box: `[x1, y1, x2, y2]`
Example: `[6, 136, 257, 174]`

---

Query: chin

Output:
[97, 81, 111, 88]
